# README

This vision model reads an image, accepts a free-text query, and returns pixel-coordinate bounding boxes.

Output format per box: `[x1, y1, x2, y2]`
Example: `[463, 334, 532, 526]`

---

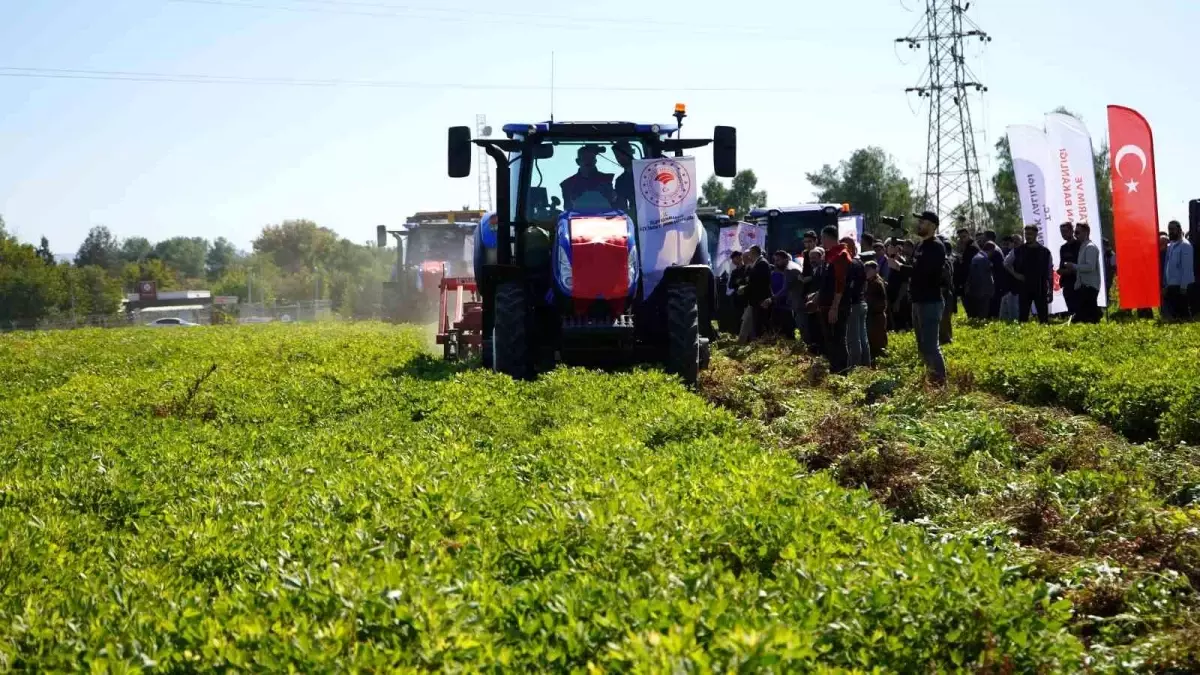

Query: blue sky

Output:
[1, 0, 1196, 253]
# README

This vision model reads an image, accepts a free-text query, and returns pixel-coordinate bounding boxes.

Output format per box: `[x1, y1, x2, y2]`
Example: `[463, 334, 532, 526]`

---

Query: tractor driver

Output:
[560, 144, 616, 213]
[612, 140, 636, 215]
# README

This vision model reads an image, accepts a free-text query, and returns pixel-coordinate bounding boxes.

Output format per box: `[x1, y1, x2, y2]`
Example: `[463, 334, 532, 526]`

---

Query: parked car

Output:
[147, 317, 200, 327]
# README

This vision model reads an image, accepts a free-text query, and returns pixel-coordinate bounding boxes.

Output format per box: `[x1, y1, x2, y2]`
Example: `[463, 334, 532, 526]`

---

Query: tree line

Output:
[2, 108, 1115, 324]
[0, 216, 392, 324]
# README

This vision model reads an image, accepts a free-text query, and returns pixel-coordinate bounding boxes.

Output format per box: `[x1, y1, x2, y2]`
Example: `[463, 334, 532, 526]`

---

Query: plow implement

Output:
[437, 276, 483, 361]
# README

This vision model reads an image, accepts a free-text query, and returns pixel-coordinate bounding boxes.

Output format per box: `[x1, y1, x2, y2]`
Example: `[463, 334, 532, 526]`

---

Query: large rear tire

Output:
[493, 282, 529, 380]
[666, 282, 700, 386]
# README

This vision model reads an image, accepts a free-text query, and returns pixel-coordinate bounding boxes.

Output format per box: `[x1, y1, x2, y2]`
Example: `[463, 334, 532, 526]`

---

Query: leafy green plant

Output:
[0, 324, 1085, 671]
[926, 321, 1200, 445]
[702, 336, 1200, 671]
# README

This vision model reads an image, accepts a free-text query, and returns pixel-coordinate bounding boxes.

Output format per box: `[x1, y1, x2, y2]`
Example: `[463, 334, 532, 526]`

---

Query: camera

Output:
[880, 215, 904, 231]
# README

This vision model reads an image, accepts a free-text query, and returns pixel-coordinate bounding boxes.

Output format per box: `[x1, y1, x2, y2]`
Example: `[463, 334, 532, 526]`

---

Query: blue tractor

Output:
[747, 204, 853, 255]
[449, 107, 737, 384]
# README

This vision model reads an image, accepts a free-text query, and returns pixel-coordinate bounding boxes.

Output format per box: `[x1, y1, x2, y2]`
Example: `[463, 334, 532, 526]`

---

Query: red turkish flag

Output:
[1107, 105, 1161, 310]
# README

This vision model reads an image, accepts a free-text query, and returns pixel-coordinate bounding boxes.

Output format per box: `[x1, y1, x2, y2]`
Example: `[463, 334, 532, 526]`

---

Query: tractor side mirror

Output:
[376, 225, 387, 248]
[448, 126, 473, 178]
[713, 126, 737, 177]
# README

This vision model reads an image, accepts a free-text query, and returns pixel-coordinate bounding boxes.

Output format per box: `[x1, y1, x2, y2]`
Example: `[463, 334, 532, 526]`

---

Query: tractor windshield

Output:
[763, 210, 838, 255]
[524, 139, 645, 226]
[406, 227, 469, 266]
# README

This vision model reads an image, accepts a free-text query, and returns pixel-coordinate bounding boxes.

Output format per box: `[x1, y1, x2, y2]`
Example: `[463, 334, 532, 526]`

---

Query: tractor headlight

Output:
[627, 244, 638, 291]
[557, 244, 573, 293]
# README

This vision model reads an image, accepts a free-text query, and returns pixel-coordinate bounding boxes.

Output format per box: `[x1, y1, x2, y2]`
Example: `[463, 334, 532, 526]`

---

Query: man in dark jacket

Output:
[1058, 221, 1080, 319]
[885, 239, 912, 331]
[818, 226, 852, 374]
[982, 231, 1008, 318]
[803, 247, 826, 355]
[1009, 225, 1054, 323]
[965, 243, 996, 319]
[725, 251, 749, 335]
[744, 246, 772, 340]
[954, 226, 981, 300]
[910, 212, 948, 385]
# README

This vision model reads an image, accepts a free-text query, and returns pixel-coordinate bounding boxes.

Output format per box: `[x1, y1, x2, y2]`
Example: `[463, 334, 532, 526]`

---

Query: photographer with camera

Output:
[880, 216, 912, 332]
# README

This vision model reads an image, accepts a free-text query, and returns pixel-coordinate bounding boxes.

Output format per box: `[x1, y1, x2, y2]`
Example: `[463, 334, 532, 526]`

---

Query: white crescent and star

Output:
[1114, 144, 1149, 194]
[1115, 144, 1147, 177]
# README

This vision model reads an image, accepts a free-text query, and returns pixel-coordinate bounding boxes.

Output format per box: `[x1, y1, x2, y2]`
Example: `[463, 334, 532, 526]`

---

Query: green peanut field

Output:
[0, 321, 1197, 672]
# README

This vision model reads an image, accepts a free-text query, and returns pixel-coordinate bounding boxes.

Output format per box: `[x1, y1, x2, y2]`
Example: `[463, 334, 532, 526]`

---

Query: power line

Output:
[184, 0, 751, 31]
[0, 65, 888, 94]
[165, 0, 798, 40]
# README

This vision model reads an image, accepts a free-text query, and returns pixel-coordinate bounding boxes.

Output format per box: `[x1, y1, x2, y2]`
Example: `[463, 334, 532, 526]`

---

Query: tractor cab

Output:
[449, 109, 737, 383]
[747, 204, 852, 257]
[404, 220, 475, 279]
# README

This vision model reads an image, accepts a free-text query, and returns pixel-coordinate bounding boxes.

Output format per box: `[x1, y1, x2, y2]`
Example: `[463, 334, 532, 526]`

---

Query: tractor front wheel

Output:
[666, 282, 700, 386]
[492, 282, 529, 380]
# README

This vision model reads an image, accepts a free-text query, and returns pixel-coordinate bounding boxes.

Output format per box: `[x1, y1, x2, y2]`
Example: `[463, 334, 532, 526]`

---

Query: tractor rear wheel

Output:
[666, 282, 700, 386]
[492, 282, 529, 380]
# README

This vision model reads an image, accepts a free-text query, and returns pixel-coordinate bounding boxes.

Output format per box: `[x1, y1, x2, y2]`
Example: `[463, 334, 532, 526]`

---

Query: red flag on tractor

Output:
[1106, 105, 1161, 310]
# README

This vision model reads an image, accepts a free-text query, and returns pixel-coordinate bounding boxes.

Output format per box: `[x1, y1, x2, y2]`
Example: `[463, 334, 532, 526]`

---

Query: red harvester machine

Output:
[437, 276, 483, 361]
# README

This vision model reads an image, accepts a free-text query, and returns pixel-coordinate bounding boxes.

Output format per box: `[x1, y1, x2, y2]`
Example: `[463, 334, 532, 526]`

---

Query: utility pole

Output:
[897, 0, 991, 232]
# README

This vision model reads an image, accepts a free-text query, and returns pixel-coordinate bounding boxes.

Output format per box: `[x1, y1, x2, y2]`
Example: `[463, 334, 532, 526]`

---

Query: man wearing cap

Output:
[909, 211, 948, 385]
[612, 141, 636, 214]
[560, 145, 616, 212]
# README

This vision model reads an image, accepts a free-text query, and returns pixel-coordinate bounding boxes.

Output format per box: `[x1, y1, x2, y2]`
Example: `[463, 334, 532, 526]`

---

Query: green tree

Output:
[0, 236, 66, 323]
[64, 265, 122, 316]
[120, 259, 179, 292]
[699, 170, 767, 218]
[119, 236, 154, 265]
[230, 253, 282, 305]
[153, 237, 210, 280]
[805, 147, 918, 236]
[206, 237, 239, 280]
[210, 268, 251, 303]
[253, 220, 340, 275]
[75, 226, 121, 270]
[35, 236, 56, 266]
[1093, 138, 1113, 241]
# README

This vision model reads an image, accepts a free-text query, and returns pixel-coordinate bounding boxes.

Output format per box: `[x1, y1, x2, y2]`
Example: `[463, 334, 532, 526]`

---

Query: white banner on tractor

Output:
[737, 222, 766, 252]
[714, 222, 767, 278]
[838, 215, 864, 246]
[714, 227, 739, 277]
[633, 156, 699, 299]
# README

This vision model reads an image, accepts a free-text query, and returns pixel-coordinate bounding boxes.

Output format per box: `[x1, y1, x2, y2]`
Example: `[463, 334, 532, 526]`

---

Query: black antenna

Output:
[550, 51, 555, 123]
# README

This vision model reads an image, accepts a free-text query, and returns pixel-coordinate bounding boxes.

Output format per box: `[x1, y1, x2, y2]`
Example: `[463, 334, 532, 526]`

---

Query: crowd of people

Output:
[718, 211, 1198, 385]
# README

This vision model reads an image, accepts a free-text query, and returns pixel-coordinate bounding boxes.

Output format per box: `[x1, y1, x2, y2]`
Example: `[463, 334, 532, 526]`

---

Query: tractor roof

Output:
[399, 220, 476, 232]
[502, 122, 680, 137]
[747, 204, 847, 218]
